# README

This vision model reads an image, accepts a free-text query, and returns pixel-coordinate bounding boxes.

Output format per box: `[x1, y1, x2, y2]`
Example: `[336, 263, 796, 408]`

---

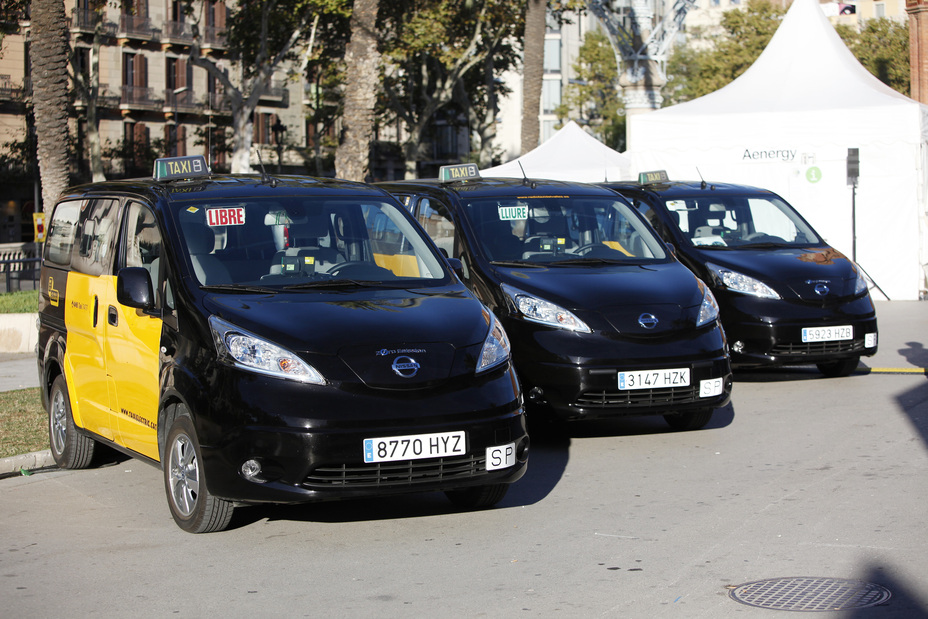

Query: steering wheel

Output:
[573, 243, 602, 255]
[743, 232, 785, 243]
[328, 261, 393, 279]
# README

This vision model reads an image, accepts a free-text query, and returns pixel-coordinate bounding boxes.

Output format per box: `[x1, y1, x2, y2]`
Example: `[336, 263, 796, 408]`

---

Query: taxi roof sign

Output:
[638, 170, 669, 184]
[439, 163, 480, 182]
[154, 155, 210, 181]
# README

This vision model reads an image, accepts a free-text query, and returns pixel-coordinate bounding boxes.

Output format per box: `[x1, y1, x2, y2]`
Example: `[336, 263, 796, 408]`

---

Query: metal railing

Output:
[0, 243, 41, 293]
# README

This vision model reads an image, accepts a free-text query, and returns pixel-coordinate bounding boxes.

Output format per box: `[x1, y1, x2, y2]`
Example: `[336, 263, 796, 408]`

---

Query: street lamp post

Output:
[271, 118, 286, 174]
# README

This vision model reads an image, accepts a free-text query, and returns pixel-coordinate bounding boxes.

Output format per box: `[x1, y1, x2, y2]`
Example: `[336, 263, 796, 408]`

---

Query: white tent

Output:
[626, 0, 928, 300]
[482, 120, 633, 182]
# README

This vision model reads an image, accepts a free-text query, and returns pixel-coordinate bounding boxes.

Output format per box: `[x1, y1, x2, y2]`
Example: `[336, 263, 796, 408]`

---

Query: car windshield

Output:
[171, 196, 449, 289]
[664, 194, 822, 249]
[461, 196, 667, 265]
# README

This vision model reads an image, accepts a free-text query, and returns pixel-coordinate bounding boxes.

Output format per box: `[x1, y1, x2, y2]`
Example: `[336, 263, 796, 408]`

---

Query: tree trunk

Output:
[521, 0, 546, 156]
[30, 0, 71, 212]
[335, 0, 380, 182]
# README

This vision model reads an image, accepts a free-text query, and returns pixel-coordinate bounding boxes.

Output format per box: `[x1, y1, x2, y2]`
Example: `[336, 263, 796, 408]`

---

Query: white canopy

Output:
[626, 0, 928, 300]
[482, 120, 633, 182]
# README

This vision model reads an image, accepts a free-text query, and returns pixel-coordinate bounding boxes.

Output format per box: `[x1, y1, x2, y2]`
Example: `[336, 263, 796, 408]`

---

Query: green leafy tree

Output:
[665, 0, 785, 105]
[1, 0, 28, 46]
[379, 0, 524, 178]
[837, 18, 909, 95]
[555, 29, 625, 151]
[185, 0, 350, 173]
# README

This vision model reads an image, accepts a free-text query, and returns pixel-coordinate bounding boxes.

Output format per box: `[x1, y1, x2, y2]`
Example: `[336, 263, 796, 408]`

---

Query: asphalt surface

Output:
[1, 300, 926, 617]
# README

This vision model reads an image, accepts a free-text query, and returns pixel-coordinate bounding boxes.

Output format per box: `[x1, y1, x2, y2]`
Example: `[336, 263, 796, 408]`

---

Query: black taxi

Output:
[603, 173, 878, 376]
[37, 156, 528, 533]
[378, 165, 732, 431]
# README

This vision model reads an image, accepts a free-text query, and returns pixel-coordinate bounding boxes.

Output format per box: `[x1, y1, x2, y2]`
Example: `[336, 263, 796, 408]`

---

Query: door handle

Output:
[93, 296, 99, 328]
[108, 305, 118, 327]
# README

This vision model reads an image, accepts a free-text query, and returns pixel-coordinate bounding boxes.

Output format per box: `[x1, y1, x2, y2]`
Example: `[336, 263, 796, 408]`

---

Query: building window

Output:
[542, 79, 561, 114]
[543, 38, 561, 74]
[542, 120, 558, 143]
[874, 2, 884, 16]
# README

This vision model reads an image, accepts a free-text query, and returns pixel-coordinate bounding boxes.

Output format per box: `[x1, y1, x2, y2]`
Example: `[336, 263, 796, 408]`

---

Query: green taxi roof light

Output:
[638, 170, 669, 184]
[439, 163, 480, 183]
[154, 155, 210, 181]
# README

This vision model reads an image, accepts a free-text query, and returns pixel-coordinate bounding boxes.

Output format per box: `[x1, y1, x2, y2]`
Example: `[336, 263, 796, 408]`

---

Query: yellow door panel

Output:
[107, 298, 162, 461]
[62, 272, 116, 440]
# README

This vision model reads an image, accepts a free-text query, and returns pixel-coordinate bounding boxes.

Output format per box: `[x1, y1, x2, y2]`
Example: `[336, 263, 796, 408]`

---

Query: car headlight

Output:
[501, 283, 591, 333]
[209, 315, 325, 384]
[696, 279, 720, 327]
[707, 263, 780, 299]
[851, 265, 869, 296]
[476, 309, 511, 374]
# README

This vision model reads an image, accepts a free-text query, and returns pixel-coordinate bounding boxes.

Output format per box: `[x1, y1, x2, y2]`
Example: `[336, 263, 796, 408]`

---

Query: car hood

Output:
[691, 246, 862, 299]
[204, 286, 489, 388]
[493, 262, 707, 335]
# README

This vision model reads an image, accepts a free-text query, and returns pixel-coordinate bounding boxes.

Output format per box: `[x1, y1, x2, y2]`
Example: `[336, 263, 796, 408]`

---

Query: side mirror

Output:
[446, 257, 464, 278]
[117, 267, 154, 310]
[665, 242, 677, 257]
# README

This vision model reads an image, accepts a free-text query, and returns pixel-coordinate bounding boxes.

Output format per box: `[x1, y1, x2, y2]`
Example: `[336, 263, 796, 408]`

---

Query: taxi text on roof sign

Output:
[638, 170, 669, 184]
[154, 155, 210, 181]
[439, 163, 480, 182]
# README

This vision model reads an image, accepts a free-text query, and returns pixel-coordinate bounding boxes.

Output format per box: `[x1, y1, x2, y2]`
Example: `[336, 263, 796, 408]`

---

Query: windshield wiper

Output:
[282, 278, 375, 290]
[546, 257, 628, 266]
[489, 260, 545, 268]
[736, 242, 793, 249]
[200, 283, 279, 294]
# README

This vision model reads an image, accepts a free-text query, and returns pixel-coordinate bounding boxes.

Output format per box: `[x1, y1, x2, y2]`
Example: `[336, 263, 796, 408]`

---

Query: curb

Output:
[0, 449, 56, 477]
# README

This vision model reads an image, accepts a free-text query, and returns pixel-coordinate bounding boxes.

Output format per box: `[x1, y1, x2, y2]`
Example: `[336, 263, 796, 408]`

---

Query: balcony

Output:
[260, 80, 289, 105]
[205, 91, 232, 115]
[201, 25, 227, 51]
[72, 83, 120, 109]
[162, 20, 194, 46]
[71, 9, 118, 36]
[0, 75, 24, 102]
[118, 14, 158, 42]
[164, 88, 202, 114]
[121, 85, 163, 111]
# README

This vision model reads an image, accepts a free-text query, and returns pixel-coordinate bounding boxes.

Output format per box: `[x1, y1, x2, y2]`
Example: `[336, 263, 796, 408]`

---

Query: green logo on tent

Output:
[806, 167, 822, 183]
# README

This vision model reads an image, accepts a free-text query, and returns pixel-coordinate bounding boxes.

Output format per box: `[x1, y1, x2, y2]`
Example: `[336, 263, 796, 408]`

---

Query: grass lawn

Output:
[0, 289, 39, 313]
[0, 388, 46, 459]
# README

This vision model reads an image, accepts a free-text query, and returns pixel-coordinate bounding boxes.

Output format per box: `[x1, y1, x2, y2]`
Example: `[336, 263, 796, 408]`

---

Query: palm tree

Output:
[29, 0, 72, 211]
[520, 0, 545, 155]
[335, 0, 380, 182]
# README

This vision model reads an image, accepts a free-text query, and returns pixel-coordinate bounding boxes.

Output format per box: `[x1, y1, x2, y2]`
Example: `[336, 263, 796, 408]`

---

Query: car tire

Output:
[663, 408, 713, 431]
[163, 410, 233, 533]
[816, 356, 859, 378]
[48, 375, 96, 469]
[445, 483, 509, 509]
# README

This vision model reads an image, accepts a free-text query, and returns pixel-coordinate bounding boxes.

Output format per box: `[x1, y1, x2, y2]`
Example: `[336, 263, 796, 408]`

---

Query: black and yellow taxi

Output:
[37, 156, 528, 533]
[603, 172, 878, 376]
[378, 165, 732, 431]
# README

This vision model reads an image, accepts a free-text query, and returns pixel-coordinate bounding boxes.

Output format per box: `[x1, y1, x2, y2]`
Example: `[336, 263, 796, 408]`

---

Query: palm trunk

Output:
[30, 0, 71, 212]
[335, 0, 380, 182]
[521, 0, 546, 155]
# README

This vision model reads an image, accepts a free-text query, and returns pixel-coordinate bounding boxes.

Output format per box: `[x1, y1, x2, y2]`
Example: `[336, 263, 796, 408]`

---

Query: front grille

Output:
[303, 454, 487, 489]
[573, 385, 699, 409]
[770, 339, 865, 357]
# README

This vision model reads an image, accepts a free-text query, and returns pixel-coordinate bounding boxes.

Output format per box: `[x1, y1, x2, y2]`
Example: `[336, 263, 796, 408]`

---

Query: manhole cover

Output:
[729, 577, 891, 612]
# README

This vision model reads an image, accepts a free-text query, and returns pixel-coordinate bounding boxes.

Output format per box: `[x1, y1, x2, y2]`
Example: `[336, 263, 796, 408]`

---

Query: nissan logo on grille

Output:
[806, 280, 830, 296]
[638, 313, 659, 329]
[391, 355, 420, 378]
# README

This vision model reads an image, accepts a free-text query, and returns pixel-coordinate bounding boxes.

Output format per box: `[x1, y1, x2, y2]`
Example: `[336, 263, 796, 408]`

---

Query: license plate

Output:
[801, 325, 852, 343]
[618, 368, 690, 390]
[364, 431, 466, 463]
[486, 443, 516, 471]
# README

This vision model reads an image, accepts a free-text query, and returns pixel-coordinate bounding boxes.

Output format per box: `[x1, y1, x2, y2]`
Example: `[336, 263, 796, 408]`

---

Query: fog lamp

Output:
[241, 459, 265, 482]
[732, 341, 745, 354]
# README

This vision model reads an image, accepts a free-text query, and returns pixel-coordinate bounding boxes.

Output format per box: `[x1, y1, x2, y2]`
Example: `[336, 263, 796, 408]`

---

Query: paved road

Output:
[1, 301, 926, 617]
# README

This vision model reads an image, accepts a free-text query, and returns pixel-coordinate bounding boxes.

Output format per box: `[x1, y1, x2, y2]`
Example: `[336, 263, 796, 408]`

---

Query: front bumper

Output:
[189, 367, 528, 504]
[718, 294, 878, 368]
[505, 321, 732, 421]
